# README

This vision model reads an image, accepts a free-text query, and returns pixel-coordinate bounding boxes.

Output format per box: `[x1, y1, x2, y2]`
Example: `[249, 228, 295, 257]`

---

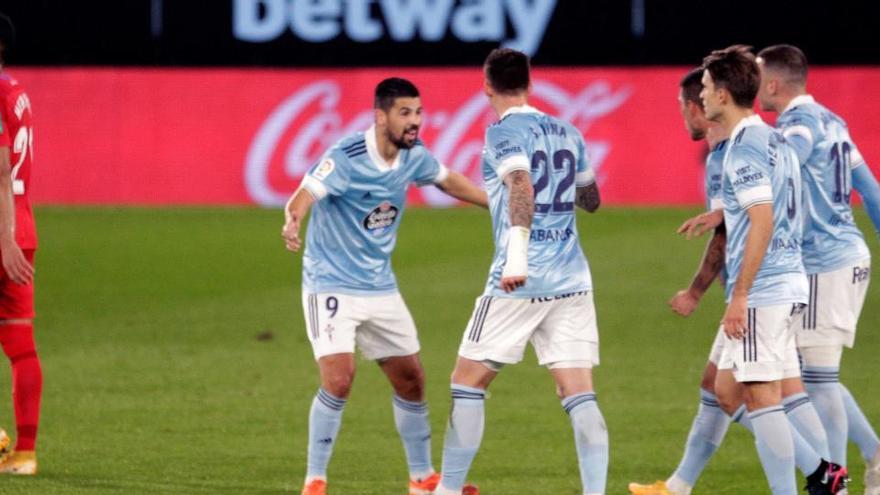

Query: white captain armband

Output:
[736, 185, 772, 209]
[432, 164, 450, 185]
[497, 155, 530, 181]
[301, 175, 329, 200]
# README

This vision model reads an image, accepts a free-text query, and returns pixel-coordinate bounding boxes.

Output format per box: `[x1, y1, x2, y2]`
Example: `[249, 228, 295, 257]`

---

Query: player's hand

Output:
[281, 213, 302, 252]
[669, 289, 700, 317]
[677, 210, 723, 240]
[0, 239, 34, 285]
[722, 294, 748, 339]
[500, 275, 526, 293]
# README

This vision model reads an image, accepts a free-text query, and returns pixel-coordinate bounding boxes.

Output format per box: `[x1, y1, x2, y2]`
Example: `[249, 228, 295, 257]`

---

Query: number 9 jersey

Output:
[0, 72, 36, 250]
[481, 105, 595, 298]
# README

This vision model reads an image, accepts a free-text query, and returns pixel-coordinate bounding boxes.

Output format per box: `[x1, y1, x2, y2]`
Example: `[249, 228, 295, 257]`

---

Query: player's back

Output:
[722, 116, 806, 305]
[0, 72, 36, 250]
[777, 97, 869, 273]
[482, 107, 592, 298]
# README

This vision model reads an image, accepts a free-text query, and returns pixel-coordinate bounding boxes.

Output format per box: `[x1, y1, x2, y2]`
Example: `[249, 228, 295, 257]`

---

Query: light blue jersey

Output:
[777, 94, 870, 274]
[300, 125, 448, 295]
[706, 139, 727, 211]
[481, 105, 595, 298]
[721, 115, 808, 307]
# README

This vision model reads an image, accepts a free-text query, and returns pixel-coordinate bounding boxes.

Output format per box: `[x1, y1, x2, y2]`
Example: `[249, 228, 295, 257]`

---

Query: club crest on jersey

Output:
[313, 158, 335, 180]
[363, 201, 399, 234]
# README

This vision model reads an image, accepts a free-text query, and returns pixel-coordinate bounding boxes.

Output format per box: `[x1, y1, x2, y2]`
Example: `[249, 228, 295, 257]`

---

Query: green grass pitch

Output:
[0, 206, 877, 494]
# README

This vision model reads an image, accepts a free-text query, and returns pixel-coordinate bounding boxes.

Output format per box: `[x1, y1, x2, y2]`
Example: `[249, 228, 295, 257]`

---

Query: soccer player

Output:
[433, 48, 606, 495]
[0, 12, 42, 475]
[630, 66, 842, 495]
[281, 77, 487, 495]
[758, 44, 880, 493]
[698, 44, 851, 495]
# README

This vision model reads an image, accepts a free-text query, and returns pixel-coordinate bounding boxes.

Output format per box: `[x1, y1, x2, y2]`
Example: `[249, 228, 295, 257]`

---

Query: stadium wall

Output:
[15, 67, 880, 206]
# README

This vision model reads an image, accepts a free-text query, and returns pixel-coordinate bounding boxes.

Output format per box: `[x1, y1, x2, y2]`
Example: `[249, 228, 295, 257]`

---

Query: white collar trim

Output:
[500, 104, 542, 121]
[782, 94, 815, 115]
[365, 124, 401, 171]
[731, 114, 764, 139]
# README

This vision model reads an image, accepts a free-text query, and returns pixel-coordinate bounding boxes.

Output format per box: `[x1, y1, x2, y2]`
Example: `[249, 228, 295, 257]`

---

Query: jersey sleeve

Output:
[849, 141, 867, 170]
[574, 133, 596, 187]
[411, 146, 450, 187]
[300, 150, 351, 200]
[727, 143, 773, 210]
[0, 104, 10, 148]
[778, 110, 819, 164]
[485, 124, 530, 181]
[705, 156, 724, 211]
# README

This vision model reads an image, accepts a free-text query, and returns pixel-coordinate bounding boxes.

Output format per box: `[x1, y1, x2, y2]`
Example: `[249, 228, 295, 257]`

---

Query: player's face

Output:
[382, 97, 423, 150]
[755, 58, 775, 112]
[700, 70, 723, 122]
[679, 89, 707, 141]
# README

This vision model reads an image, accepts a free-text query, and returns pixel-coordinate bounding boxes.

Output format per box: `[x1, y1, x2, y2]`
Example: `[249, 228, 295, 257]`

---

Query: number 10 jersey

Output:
[480, 105, 595, 298]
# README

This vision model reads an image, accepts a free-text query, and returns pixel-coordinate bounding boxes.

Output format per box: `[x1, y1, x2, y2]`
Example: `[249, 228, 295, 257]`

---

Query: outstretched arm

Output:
[281, 187, 316, 252]
[575, 183, 600, 213]
[436, 171, 489, 208]
[500, 170, 534, 293]
[852, 164, 880, 238]
[669, 224, 726, 316]
[0, 147, 33, 285]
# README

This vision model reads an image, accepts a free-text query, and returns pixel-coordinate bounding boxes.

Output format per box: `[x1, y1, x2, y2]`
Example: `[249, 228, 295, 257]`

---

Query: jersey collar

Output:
[500, 104, 542, 121]
[782, 94, 815, 115]
[365, 124, 402, 172]
[730, 114, 764, 140]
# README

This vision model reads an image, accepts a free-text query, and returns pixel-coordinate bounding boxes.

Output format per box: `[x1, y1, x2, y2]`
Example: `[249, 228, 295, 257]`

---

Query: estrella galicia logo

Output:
[363, 201, 399, 235]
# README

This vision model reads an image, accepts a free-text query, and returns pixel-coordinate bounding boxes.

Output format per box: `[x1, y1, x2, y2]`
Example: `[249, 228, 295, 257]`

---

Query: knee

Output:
[395, 365, 425, 398]
[715, 387, 742, 415]
[324, 371, 355, 399]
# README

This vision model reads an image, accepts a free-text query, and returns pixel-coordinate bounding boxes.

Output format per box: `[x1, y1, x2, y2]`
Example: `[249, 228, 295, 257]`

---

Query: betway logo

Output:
[233, 0, 557, 56]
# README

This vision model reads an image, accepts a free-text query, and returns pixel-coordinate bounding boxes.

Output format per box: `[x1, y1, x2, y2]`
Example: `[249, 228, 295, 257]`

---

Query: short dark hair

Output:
[484, 48, 530, 95]
[680, 67, 705, 108]
[374, 77, 420, 112]
[702, 45, 759, 109]
[758, 44, 808, 86]
[0, 12, 14, 64]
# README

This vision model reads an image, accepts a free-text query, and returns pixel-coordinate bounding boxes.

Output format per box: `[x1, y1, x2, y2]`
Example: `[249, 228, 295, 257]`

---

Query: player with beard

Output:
[281, 77, 486, 495]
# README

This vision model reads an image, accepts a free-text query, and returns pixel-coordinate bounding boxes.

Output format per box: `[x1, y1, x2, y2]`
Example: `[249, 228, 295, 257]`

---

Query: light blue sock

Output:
[783, 392, 831, 460]
[563, 392, 608, 495]
[307, 388, 346, 478]
[840, 384, 880, 462]
[439, 384, 485, 492]
[670, 390, 730, 486]
[392, 395, 434, 480]
[803, 366, 848, 465]
[749, 406, 797, 495]
[734, 404, 821, 477]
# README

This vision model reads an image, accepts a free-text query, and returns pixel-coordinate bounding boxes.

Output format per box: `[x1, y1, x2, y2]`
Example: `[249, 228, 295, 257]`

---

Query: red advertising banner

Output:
[11, 67, 880, 206]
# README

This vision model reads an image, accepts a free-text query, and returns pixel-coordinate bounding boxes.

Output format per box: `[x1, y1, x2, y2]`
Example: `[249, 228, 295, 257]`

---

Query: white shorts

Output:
[457, 291, 599, 368]
[795, 259, 870, 349]
[301, 291, 420, 361]
[717, 303, 804, 383]
[709, 325, 799, 379]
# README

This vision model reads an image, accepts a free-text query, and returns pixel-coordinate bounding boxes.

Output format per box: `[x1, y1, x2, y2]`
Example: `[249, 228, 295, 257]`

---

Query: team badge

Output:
[363, 201, 399, 235]
[313, 158, 335, 180]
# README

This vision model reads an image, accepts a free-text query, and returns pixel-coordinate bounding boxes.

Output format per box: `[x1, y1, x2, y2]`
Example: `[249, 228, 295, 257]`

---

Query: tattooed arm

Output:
[575, 183, 600, 213]
[669, 223, 726, 316]
[500, 170, 534, 293]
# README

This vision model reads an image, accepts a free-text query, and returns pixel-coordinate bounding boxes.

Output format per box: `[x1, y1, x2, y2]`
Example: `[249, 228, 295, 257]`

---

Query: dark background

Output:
[2, 0, 880, 66]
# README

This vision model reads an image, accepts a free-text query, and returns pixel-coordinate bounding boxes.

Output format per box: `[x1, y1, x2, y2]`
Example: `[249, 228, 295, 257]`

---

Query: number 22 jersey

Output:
[0, 72, 36, 250]
[481, 105, 595, 298]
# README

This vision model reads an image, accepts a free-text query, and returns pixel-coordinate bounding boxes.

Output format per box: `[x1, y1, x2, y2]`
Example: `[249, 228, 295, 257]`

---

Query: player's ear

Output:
[483, 79, 493, 98]
[375, 107, 387, 127]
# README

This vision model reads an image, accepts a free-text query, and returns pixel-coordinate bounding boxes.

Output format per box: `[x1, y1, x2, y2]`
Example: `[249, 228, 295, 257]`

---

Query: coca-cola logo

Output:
[244, 78, 632, 207]
[363, 201, 399, 234]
